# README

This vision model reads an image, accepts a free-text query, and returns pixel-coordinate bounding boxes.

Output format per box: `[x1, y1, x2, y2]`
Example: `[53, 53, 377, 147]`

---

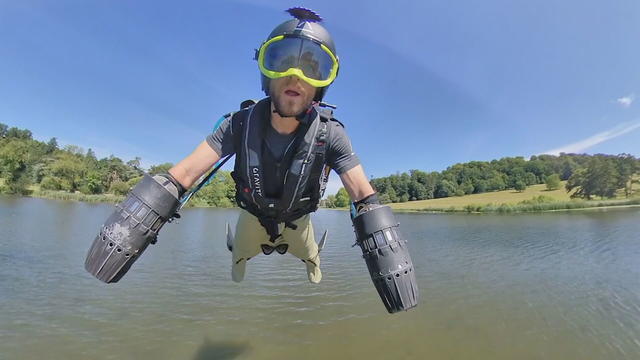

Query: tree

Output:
[378, 193, 392, 204]
[508, 167, 526, 188]
[127, 157, 141, 169]
[545, 174, 561, 191]
[514, 180, 526, 192]
[385, 186, 398, 203]
[0, 139, 33, 194]
[408, 180, 428, 200]
[485, 172, 507, 191]
[125, 157, 144, 179]
[149, 163, 174, 175]
[190, 171, 236, 207]
[460, 181, 475, 195]
[523, 172, 538, 186]
[45, 137, 59, 154]
[0, 123, 8, 138]
[474, 180, 487, 193]
[435, 179, 457, 198]
[524, 159, 546, 180]
[47, 152, 88, 192]
[5, 127, 32, 140]
[333, 187, 350, 207]
[82, 171, 105, 194]
[559, 158, 577, 180]
[323, 195, 336, 208]
[566, 157, 620, 199]
[615, 154, 637, 197]
[97, 156, 131, 188]
[62, 144, 84, 155]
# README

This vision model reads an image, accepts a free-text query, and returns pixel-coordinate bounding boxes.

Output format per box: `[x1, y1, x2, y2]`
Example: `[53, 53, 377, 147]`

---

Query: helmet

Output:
[256, 8, 339, 102]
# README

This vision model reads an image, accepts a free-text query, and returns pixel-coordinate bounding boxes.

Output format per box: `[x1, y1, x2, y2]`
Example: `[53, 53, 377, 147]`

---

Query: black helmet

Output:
[257, 8, 338, 102]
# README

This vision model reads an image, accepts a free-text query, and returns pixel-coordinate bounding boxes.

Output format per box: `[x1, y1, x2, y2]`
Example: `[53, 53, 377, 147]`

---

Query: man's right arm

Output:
[85, 115, 232, 283]
[169, 140, 221, 189]
[168, 114, 235, 189]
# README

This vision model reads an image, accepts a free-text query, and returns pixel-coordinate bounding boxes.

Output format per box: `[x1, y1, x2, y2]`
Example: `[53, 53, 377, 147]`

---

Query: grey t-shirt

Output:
[205, 112, 360, 175]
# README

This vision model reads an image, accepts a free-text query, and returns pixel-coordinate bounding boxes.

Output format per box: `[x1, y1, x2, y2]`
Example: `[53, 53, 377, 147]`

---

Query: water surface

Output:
[1, 197, 639, 359]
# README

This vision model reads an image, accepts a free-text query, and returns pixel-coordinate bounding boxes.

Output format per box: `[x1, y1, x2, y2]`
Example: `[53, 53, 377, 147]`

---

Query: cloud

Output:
[541, 120, 640, 155]
[616, 94, 635, 108]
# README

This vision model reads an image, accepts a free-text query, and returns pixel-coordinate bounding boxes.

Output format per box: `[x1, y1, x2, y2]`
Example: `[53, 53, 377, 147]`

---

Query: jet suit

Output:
[206, 97, 360, 283]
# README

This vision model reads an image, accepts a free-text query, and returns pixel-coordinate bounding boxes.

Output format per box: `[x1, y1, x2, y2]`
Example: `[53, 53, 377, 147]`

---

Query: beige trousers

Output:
[231, 210, 321, 283]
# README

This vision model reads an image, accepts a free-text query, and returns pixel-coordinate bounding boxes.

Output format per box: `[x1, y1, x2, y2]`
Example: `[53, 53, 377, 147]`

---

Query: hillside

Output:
[388, 180, 640, 212]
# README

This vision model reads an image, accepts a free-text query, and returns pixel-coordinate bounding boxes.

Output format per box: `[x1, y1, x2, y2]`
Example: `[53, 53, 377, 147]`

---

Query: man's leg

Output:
[282, 215, 322, 284]
[231, 210, 268, 282]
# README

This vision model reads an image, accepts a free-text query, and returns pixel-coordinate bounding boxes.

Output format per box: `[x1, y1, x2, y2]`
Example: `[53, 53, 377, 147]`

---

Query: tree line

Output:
[0, 123, 236, 207]
[366, 153, 639, 203]
[2, 123, 638, 207]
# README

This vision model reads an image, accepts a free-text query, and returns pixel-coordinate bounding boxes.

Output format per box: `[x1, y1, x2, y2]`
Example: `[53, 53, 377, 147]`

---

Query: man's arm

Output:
[169, 141, 221, 189]
[340, 164, 419, 314]
[338, 165, 375, 201]
[86, 128, 228, 283]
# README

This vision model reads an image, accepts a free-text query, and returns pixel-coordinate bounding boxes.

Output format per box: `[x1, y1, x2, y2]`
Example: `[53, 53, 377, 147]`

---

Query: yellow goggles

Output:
[257, 35, 339, 88]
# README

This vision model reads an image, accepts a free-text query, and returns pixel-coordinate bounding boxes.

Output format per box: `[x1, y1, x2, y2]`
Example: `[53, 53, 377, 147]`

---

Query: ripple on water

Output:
[2, 201, 640, 359]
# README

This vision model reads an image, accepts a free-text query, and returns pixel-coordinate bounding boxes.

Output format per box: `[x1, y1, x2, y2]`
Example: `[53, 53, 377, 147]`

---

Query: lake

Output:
[1, 197, 639, 359]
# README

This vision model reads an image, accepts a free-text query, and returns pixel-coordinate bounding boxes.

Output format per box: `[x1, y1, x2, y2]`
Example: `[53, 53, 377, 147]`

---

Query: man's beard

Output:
[271, 91, 314, 118]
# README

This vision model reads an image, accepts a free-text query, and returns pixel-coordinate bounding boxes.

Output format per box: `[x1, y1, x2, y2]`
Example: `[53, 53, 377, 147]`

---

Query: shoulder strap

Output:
[317, 107, 333, 122]
[229, 99, 260, 151]
[305, 113, 330, 204]
[213, 112, 233, 133]
[230, 108, 249, 155]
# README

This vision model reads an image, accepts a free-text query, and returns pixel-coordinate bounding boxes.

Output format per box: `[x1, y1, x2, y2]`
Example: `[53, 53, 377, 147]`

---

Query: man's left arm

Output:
[338, 165, 374, 201]
[330, 127, 419, 313]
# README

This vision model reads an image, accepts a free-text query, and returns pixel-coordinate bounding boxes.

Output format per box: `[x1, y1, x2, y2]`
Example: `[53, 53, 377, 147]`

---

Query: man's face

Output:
[269, 76, 317, 117]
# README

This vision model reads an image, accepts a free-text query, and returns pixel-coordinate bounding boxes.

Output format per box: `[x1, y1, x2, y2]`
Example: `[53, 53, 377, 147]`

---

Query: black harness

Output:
[230, 98, 333, 241]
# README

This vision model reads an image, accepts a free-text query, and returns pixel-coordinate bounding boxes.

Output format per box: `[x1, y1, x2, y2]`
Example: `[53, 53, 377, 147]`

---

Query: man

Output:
[85, 8, 418, 313]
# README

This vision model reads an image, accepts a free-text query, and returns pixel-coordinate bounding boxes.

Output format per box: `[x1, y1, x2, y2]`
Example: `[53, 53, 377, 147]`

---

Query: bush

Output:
[109, 180, 130, 195]
[545, 174, 561, 191]
[40, 176, 63, 191]
[3, 174, 32, 195]
[83, 172, 105, 194]
[519, 195, 556, 205]
[126, 176, 143, 188]
[463, 204, 485, 212]
[378, 193, 392, 204]
[333, 188, 350, 207]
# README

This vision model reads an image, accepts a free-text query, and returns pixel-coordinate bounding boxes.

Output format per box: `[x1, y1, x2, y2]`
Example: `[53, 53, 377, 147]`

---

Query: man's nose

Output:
[286, 75, 303, 85]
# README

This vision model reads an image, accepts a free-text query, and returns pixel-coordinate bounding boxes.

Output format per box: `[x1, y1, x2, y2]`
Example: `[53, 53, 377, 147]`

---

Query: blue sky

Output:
[1, 0, 639, 195]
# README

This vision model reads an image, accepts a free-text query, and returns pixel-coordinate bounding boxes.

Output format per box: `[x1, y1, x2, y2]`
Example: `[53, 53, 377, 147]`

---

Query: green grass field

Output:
[389, 183, 571, 211]
[389, 180, 640, 212]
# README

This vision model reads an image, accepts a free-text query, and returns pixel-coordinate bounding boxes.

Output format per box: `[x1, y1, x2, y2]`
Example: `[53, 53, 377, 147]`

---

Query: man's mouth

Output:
[284, 89, 300, 97]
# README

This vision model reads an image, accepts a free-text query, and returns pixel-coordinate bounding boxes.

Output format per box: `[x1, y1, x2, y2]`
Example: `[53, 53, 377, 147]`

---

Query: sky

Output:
[1, 0, 639, 195]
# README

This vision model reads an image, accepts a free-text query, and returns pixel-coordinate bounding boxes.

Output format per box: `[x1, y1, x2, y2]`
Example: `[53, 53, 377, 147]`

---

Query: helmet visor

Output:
[258, 35, 338, 88]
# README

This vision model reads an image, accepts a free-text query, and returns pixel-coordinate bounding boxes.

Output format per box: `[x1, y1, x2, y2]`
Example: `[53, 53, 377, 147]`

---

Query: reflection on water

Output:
[1, 197, 640, 359]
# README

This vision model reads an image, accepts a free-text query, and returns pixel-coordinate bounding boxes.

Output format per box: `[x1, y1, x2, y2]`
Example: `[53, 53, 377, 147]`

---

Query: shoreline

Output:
[391, 204, 640, 214]
[390, 200, 640, 214]
[4, 191, 640, 215]
[29, 190, 125, 204]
